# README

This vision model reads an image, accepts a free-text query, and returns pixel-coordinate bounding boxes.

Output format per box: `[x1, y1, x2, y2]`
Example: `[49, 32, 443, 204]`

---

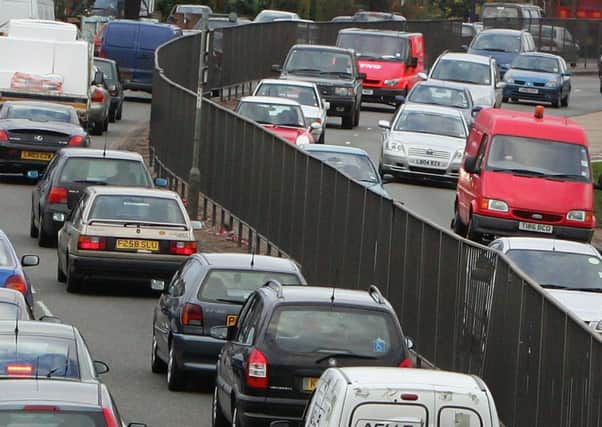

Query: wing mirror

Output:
[463, 155, 478, 174]
[495, 81, 506, 89]
[381, 173, 395, 184]
[310, 122, 322, 131]
[271, 64, 282, 73]
[94, 360, 110, 375]
[21, 255, 39, 267]
[406, 56, 418, 68]
[323, 101, 330, 110]
[378, 120, 391, 129]
[417, 72, 427, 80]
[150, 279, 166, 292]
[394, 95, 405, 105]
[405, 336, 415, 350]
[461, 44, 469, 51]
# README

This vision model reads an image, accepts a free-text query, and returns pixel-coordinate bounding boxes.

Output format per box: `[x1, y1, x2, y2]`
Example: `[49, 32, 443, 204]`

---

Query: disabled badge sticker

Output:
[373, 338, 386, 353]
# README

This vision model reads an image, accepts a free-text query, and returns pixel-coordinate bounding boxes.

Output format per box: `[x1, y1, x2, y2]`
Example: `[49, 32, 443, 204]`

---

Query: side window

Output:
[72, 194, 88, 224]
[167, 261, 193, 297]
[42, 156, 60, 180]
[475, 134, 489, 171]
[179, 259, 202, 292]
[236, 296, 263, 345]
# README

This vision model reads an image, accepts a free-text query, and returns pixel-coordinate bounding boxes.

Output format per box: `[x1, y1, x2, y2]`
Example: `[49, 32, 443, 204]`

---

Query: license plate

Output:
[518, 222, 553, 234]
[115, 239, 159, 251]
[302, 377, 319, 392]
[518, 87, 539, 94]
[362, 89, 373, 95]
[226, 315, 238, 327]
[21, 151, 53, 161]
[410, 158, 444, 168]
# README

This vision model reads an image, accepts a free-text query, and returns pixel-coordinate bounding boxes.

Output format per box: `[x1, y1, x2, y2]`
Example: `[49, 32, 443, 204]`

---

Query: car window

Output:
[481, 5, 519, 18]
[255, 84, 319, 107]
[235, 296, 263, 345]
[0, 410, 106, 426]
[107, 23, 137, 48]
[71, 196, 86, 224]
[0, 240, 15, 268]
[394, 110, 466, 138]
[94, 60, 116, 85]
[472, 33, 521, 53]
[337, 33, 409, 62]
[306, 151, 380, 183]
[285, 49, 353, 77]
[198, 270, 300, 303]
[431, 59, 491, 85]
[475, 134, 488, 172]
[88, 195, 186, 224]
[237, 102, 305, 127]
[59, 158, 151, 187]
[511, 55, 560, 73]
[178, 259, 202, 295]
[42, 155, 60, 180]
[5, 105, 74, 124]
[438, 407, 483, 427]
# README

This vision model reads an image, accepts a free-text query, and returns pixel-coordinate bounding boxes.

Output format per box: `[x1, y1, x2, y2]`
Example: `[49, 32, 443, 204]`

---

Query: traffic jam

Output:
[0, 1, 600, 426]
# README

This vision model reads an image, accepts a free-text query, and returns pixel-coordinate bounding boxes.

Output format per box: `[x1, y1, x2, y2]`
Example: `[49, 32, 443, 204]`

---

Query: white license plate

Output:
[362, 89, 373, 95]
[410, 158, 444, 168]
[518, 222, 553, 234]
[518, 87, 539, 94]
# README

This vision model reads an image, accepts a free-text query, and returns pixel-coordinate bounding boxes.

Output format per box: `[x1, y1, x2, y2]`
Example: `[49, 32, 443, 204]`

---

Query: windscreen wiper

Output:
[491, 168, 545, 176]
[320, 71, 352, 78]
[544, 173, 584, 180]
[539, 283, 569, 289]
[72, 179, 107, 185]
[315, 352, 378, 364]
[287, 68, 321, 74]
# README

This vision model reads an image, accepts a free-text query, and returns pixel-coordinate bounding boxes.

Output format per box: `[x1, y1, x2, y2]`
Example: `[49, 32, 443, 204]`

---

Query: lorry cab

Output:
[303, 367, 500, 427]
[454, 105, 594, 243]
[336, 28, 424, 106]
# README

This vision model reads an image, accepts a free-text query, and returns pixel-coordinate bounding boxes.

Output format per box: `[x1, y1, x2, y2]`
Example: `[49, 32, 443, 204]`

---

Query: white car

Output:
[253, 79, 329, 144]
[420, 52, 504, 108]
[489, 237, 602, 333]
[378, 103, 468, 181]
[301, 367, 500, 427]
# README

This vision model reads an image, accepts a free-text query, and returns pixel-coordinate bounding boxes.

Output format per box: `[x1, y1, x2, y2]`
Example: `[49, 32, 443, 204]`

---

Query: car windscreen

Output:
[237, 102, 305, 127]
[266, 306, 400, 358]
[0, 240, 15, 268]
[506, 250, 602, 291]
[285, 49, 353, 78]
[308, 151, 379, 184]
[481, 5, 519, 18]
[486, 135, 590, 182]
[94, 60, 116, 85]
[89, 195, 186, 225]
[5, 105, 74, 124]
[0, 336, 79, 379]
[408, 85, 470, 109]
[255, 84, 319, 107]
[59, 158, 152, 187]
[337, 33, 408, 61]
[0, 410, 106, 427]
[511, 55, 560, 73]
[198, 270, 302, 303]
[472, 32, 521, 53]
[431, 59, 491, 85]
[393, 110, 466, 138]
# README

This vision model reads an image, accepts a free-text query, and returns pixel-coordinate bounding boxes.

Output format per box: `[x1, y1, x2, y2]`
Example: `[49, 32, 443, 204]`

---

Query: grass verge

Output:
[592, 162, 602, 227]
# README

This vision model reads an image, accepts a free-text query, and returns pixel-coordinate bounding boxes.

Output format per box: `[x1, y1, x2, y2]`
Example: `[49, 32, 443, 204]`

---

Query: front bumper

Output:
[503, 84, 561, 103]
[470, 213, 593, 242]
[361, 87, 407, 104]
[324, 96, 355, 117]
[172, 332, 225, 375]
[381, 150, 461, 181]
[238, 392, 307, 427]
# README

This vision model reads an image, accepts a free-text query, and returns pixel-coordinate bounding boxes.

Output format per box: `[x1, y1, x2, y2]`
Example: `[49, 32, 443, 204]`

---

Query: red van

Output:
[336, 28, 424, 106]
[453, 106, 594, 243]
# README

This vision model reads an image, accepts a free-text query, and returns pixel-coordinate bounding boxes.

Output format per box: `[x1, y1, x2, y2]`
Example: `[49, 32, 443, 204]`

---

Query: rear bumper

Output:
[0, 144, 57, 173]
[361, 87, 407, 104]
[381, 150, 461, 182]
[172, 332, 225, 375]
[237, 392, 307, 427]
[124, 81, 152, 92]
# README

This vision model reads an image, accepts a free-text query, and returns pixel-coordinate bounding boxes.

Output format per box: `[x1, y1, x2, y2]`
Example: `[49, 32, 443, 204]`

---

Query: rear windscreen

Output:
[351, 403, 427, 427]
[89, 195, 185, 225]
[59, 158, 151, 187]
[0, 410, 106, 427]
[0, 303, 22, 321]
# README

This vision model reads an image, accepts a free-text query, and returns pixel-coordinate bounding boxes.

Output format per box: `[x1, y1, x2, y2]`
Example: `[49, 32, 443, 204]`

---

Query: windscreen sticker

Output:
[598, 272, 602, 279]
[455, 412, 471, 427]
[373, 338, 386, 353]
[589, 257, 600, 265]
[582, 160, 589, 167]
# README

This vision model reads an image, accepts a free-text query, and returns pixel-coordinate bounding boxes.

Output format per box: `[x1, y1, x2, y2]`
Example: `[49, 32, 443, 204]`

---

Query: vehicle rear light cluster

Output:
[48, 187, 68, 204]
[98, 49, 108, 59]
[5, 274, 28, 295]
[78, 236, 107, 251]
[91, 88, 105, 103]
[0, 129, 8, 142]
[399, 357, 413, 368]
[24, 405, 59, 411]
[102, 407, 119, 427]
[246, 348, 268, 389]
[68, 135, 85, 146]
[181, 303, 203, 326]
[6, 364, 33, 377]
[169, 241, 197, 255]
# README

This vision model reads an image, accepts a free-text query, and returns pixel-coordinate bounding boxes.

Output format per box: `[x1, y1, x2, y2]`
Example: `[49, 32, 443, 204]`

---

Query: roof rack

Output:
[368, 285, 385, 304]
[264, 280, 284, 298]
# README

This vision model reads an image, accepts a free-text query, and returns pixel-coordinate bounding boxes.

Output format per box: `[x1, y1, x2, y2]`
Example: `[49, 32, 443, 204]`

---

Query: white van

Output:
[299, 367, 500, 427]
[0, 0, 55, 33]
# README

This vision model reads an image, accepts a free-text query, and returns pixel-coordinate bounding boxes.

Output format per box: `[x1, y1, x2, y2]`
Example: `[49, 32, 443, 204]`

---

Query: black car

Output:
[212, 283, 414, 427]
[0, 379, 146, 427]
[151, 253, 307, 391]
[94, 57, 125, 122]
[0, 101, 90, 174]
[599, 52, 602, 93]
[29, 148, 164, 247]
[273, 45, 365, 129]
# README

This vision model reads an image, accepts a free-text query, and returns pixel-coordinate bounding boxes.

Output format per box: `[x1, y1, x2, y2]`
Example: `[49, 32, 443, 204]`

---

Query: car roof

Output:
[336, 367, 484, 392]
[2, 100, 75, 111]
[85, 186, 180, 198]
[439, 52, 491, 64]
[57, 148, 144, 161]
[264, 285, 389, 308]
[0, 380, 100, 406]
[258, 79, 317, 89]
[413, 80, 472, 93]
[258, 9, 296, 15]
[109, 19, 179, 31]
[338, 28, 417, 38]
[516, 51, 562, 60]
[493, 237, 600, 256]
[476, 108, 587, 145]
[0, 320, 75, 339]
[402, 103, 465, 117]
[0, 288, 28, 305]
[239, 96, 302, 107]
[290, 44, 353, 54]
[195, 253, 300, 272]
[478, 28, 526, 35]
[302, 144, 370, 157]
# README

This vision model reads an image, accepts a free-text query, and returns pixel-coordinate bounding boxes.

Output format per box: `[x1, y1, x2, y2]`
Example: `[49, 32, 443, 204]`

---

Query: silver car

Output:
[378, 104, 468, 182]
[87, 66, 111, 136]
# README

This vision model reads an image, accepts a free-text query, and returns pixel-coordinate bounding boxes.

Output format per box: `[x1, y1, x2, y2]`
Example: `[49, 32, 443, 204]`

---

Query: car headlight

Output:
[545, 79, 560, 87]
[567, 210, 587, 222]
[452, 150, 464, 162]
[385, 139, 405, 153]
[296, 134, 310, 145]
[384, 78, 401, 86]
[334, 87, 353, 96]
[481, 198, 509, 212]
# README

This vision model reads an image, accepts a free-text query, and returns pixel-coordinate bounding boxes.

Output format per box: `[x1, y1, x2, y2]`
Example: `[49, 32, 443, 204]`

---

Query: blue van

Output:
[98, 20, 182, 93]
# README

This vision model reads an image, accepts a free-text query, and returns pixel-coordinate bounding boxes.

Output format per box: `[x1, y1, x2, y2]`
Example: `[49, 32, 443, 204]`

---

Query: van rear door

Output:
[349, 401, 432, 427]
[104, 22, 139, 84]
[135, 26, 177, 86]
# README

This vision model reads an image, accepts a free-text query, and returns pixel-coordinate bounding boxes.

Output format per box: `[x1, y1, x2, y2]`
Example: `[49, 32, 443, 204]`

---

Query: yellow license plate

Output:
[21, 151, 53, 161]
[226, 315, 238, 326]
[115, 239, 159, 251]
[303, 377, 319, 392]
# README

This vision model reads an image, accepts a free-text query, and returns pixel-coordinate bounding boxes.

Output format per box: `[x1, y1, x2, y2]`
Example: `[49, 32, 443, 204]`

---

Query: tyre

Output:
[551, 94, 560, 108]
[151, 331, 167, 373]
[466, 216, 482, 243]
[167, 345, 185, 391]
[108, 108, 116, 123]
[561, 93, 569, 107]
[116, 104, 123, 120]
[57, 261, 66, 283]
[29, 209, 38, 238]
[212, 386, 228, 427]
[341, 112, 353, 129]
[502, 96, 509, 103]
[37, 215, 53, 248]
[66, 261, 83, 293]
[89, 121, 102, 136]
[452, 208, 467, 237]
[353, 105, 360, 127]
[318, 130, 325, 144]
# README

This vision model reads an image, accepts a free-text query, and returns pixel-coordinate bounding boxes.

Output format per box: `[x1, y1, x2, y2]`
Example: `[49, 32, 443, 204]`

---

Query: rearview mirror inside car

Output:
[21, 254, 39, 267]
[271, 64, 282, 73]
[154, 177, 168, 187]
[26, 170, 40, 180]
[150, 279, 166, 292]
[463, 155, 478, 174]
[94, 360, 110, 375]
[210, 325, 228, 340]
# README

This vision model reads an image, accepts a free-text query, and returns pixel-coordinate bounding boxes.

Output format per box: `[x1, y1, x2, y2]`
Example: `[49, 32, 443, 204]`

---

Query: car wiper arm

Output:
[287, 68, 321, 74]
[320, 71, 352, 77]
[540, 283, 570, 289]
[72, 179, 107, 185]
[315, 352, 378, 364]
[490, 168, 545, 176]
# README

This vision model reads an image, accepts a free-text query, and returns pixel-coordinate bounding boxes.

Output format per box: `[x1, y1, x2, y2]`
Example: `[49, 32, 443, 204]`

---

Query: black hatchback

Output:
[212, 283, 414, 427]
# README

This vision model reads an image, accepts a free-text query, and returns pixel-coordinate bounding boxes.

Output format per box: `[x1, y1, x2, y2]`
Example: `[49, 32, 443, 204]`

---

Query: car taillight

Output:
[78, 236, 107, 251]
[5, 274, 28, 295]
[68, 135, 85, 146]
[0, 130, 7, 141]
[48, 187, 68, 204]
[6, 364, 33, 376]
[24, 405, 59, 411]
[169, 241, 197, 255]
[181, 303, 203, 326]
[98, 49, 108, 58]
[91, 88, 105, 103]
[399, 357, 413, 368]
[246, 348, 268, 389]
[102, 407, 119, 427]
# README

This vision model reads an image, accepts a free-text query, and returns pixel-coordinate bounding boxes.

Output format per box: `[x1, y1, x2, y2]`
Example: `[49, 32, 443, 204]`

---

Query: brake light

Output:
[68, 135, 85, 146]
[78, 236, 107, 251]
[401, 393, 418, 401]
[102, 407, 119, 427]
[48, 187, 68, 204]
[6, 364, 33, 376]
[5, 274, 28, 295]
[91, 88, 105, 103]
[169, 241, 197, 255]
[181, 303, 203, 326]
[593, 10, 601, 18]
[576, 9, 587, 18]
[399, 357, 413, 368]
[246, 348, 268, 389]
[24, 405, 59, 411]
[0, 130, 7, 141]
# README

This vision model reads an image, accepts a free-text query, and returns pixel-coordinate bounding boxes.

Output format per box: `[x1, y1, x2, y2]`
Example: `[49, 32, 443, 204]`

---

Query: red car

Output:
[453, 105, 594, 243]
[235, 96, 319, 145]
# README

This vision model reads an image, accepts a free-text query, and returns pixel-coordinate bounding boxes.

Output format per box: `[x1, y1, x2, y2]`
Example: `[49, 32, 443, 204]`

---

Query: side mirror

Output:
[26, 170, 40, 180]
[417, 72, 427, 80]
[461, 44, 469, 51]
[310, 122, 322, 131]
[406, 56, 418, 68]
[358, 72, 367, 80]
[94, 360, 110, 375]
[323, 101, 330, 110]
[463, 155, 478, 174]
[270, 422, 292, 427]
[21, 255, 39, 267]
[394, 95, 405, 105]
[471, 106, 482, 117]
[378, 120, 391, 129]
[154, 177, 168, 187]
[92, 70, 104, 85]
[271, 64, 282, 73]
[381, 173, 395, 184]
[209, 325, 228, 340]
[495, 81, 506, 89]
[405, 336, 415, 350]
[150, 279, 166, 292]
[39, 315, 62, 323]
[191, 220, 203, 230]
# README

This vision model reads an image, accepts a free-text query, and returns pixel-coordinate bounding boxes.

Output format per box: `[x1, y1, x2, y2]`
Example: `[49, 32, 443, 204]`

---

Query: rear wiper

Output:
[215, 298, 243, 304]
[287, 68, 321, 74]
[72, 179, 107, 185]
[315, 352, 378, 364]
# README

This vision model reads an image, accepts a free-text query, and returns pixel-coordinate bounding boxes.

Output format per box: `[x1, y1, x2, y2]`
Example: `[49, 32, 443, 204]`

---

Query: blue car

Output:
[301, 144, 391, 198]
[503, 52, 571, 108]
[467, 28, 536, 77]
[0, 231, 38, 315]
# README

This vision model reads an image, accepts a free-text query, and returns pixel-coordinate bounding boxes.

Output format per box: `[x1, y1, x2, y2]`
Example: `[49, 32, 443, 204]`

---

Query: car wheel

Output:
[341, 113, 353, 129]
[561, 93, 569, 107]
[466, 216, 482, 243]
[452, 207, 467, 237]
[37, 215, 52, 248]
[212, 386, 228, 427]
[108, 109, 116, 123]
[89, 121, 102, 136]
[29, 209, 39, 238]
[57, 260, 66, 283]
[502, 96, 509, 103]
[66, 264, 82, 293]
[551, 94, 561, 108]
[167, 344, 185, 391]
[151, 331, 167, 373]
[116, 103, 123, 120]
[353, 105, 360, 127]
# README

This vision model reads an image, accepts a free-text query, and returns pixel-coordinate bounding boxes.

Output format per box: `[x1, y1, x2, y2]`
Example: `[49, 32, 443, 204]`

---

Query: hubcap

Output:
[152, 335, 157, 363]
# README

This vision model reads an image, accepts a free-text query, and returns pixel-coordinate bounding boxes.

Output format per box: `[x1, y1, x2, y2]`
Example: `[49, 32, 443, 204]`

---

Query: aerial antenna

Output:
[330, 287, 335, 304]
[103, 126, 108, 158]
[250, 237, 255, 267]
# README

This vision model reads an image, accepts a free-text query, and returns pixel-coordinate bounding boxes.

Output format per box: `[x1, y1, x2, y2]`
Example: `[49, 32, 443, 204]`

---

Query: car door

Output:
[33, 154, 59, 223]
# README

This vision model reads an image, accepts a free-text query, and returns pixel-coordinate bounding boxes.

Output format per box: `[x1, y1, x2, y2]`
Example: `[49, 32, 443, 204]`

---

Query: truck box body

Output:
[0, 0, 55, 33]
